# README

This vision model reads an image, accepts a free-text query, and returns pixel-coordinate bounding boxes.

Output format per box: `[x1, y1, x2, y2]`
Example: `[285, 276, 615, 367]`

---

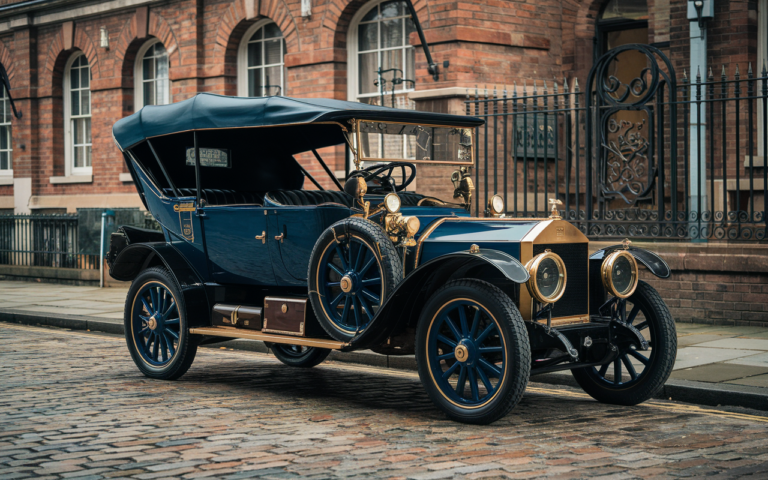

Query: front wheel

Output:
[571, 281, 677, 405]
[415, 279, 531, 425]
[124, 266, 197, 380]
[267, 343, 331, 368]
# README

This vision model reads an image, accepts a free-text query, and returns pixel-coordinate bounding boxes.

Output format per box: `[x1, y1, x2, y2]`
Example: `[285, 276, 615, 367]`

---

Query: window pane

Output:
[380, 1, 402, 18]
[264, 39, 281, 65]
[144, 81, 156, 106]
[265, 65, 281, 95]
[143, 57, 154, 81]
[358, 22, 377, 51]
[81, 90, 90, 115]
[81, 67, 89, 89]
[70, 67, 79, 89]
[156, 79, 168, 105]
[0, 152, 7, 170]
[361, 5, 379, 22]
[405, 46, 414, 81]
[358, 52, 378, 95]
[263, 23, 281, 38]
[406, 18, 416, 45]
[248, 42, 262, 67]
[157, 53, 169, 79]
[85, 145, 92, 167]
[1, 126, 8, 150]
[84, 118, 91, 145]
[71, 91, 80, 116]
[248, 68, 262, 97]
[380, 18, 403, 49]
[74, 146, 83, 168]
[381, 48, 403, 87]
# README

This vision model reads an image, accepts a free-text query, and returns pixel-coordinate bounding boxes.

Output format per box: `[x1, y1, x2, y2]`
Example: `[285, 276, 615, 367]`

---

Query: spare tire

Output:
[308, 217, 403, 342]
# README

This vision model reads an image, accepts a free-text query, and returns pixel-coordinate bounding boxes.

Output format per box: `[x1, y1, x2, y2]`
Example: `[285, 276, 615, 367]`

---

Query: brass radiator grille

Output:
[533, 243, 589, 318]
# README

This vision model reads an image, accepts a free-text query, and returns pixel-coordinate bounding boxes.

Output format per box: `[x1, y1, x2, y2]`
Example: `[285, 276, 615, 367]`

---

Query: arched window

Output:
[237, 21, 285, 97]
[597, 0, 648, 57]
[64, 52, 91, 175]
[135, 39, 170, 109]
[348, 0, 416, 108]
[0, 85, 11, 176]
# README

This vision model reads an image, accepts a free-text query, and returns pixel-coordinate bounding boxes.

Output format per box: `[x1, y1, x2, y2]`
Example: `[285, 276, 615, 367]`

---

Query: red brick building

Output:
[0, 0, 762, 213]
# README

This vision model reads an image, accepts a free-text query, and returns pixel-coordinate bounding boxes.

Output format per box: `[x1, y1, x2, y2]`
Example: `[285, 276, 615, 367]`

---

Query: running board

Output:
[189, 327, 347, 350]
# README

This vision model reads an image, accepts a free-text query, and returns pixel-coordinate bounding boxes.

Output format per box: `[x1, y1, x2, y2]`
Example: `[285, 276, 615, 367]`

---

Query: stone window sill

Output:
[119, 173, 133, 182]
[744, 156, 766, 167]
[50, 175, 93, 184]
[0, 176, 12, 186]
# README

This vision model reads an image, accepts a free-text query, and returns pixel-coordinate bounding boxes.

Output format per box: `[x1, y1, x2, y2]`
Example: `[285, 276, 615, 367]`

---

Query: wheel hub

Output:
[454, 344, 469, 363]
[340, 275, 353, 293]
[148, 316, 158, 330]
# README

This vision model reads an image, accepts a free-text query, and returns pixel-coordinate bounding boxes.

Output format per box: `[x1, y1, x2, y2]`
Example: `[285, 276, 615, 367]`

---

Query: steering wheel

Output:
[349, 162, 416, 194]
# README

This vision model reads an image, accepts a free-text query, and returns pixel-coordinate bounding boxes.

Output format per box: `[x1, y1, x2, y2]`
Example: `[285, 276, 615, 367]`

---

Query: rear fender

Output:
[110, 242, 210, 328]
[344, 248, 528, 351]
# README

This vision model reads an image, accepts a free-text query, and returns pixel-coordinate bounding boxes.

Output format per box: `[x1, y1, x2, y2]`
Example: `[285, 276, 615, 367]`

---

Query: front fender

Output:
[589, 245, 671, 278]
[109, 242, 210, 328]
[344, 248, 527, 351]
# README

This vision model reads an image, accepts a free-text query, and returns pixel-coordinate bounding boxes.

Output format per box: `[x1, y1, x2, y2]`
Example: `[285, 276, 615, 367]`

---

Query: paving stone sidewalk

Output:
[2, 279, 768, 407]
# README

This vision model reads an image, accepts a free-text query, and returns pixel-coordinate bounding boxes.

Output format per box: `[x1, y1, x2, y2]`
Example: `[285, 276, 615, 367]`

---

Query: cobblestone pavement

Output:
[2, 323, 768, 480]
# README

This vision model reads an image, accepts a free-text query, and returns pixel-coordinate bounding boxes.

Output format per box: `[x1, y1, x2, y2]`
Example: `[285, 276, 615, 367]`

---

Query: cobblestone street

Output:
[2, 322, 768, 479]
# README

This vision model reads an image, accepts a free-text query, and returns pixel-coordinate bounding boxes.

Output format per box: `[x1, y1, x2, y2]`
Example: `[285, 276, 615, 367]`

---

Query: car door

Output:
[202, 205, 275, 285]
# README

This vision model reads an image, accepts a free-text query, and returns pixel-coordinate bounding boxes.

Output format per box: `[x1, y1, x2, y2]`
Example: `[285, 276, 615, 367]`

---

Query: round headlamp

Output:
[488, 194, 505, 216]
[525, 251, 567, 304]
[384, 193, 401, 214]
[601, 250, 638, 298]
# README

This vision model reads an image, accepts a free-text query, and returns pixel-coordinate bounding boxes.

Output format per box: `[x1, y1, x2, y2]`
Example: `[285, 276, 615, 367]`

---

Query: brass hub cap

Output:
[147, 316, 158, 330]
[340, 275, 353, 293]
[455, 344, 469, 363]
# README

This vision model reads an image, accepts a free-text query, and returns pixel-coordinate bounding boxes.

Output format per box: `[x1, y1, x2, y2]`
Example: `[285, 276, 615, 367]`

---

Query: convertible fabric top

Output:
[112, 94, 485, 150]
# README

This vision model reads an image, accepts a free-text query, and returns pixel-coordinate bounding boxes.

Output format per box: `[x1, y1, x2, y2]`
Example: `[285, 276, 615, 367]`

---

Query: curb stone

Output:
[2, 308, 767, 413]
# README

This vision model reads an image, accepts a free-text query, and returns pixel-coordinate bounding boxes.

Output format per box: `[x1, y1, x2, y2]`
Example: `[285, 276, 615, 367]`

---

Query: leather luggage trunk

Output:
[263, 297, 319, 337]
[211, 304, 263, 330]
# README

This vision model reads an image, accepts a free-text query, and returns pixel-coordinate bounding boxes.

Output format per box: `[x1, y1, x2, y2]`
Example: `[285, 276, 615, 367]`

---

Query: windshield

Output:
[357, 120, 473, 165]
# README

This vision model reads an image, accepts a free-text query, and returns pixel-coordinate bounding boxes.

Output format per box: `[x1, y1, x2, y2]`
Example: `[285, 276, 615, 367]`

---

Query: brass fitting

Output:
[385, 213, 420, 246]
[452, 166, 474, 212]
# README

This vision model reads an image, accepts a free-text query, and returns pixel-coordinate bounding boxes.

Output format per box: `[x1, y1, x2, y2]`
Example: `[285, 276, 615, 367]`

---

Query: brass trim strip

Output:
[534, 315, 590, 327]
[189, 327, 347, 350]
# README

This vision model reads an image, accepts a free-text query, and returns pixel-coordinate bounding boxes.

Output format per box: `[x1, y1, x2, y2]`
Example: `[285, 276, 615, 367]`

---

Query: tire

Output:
[415, 279, 531, 425]
[267, 343, 332, 368]
[571, 281, 677, 405]
[124, 266, 198, 380]
[308, 217, 403, 342]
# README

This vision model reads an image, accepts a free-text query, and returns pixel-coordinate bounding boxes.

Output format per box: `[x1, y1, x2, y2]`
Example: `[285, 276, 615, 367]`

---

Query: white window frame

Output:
[134, 38, 171, 110]
[237, 20, 286, 97]
[63, 52, 92, 176]
[759, 0, 767, 157]
[346, 0, 417, 104]
[0, 84, 12, 177]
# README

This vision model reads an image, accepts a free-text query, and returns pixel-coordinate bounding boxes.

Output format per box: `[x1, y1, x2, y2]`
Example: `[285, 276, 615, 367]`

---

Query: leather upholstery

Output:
[265, 190, 356, 207]
[174, 188, 263, 206]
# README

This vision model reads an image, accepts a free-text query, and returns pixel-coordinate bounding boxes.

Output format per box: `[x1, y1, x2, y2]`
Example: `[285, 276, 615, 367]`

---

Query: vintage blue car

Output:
[108, 94, 676, 424]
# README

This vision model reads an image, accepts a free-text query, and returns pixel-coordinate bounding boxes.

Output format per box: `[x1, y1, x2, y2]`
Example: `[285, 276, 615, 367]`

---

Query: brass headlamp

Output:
[525, 250, 567, 304]
[381, 192, 420, 246]
[601, 249, 639, 299]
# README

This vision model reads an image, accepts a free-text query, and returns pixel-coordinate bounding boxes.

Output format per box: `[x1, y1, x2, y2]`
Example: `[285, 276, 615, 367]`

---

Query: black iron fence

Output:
[0, 214, 100, 269]
[466, 44, 767, 241]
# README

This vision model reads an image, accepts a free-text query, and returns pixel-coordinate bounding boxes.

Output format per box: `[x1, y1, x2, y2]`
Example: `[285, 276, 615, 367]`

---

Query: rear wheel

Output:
[267, 343, 331, 368]
[415, 279, 530, 425]
[124, 266, 197, 380]
[571, 281, 676, 405]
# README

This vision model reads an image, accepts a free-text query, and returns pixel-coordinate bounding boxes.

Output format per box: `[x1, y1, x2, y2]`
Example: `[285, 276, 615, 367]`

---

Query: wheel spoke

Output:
[354, 241, 365, 270]
[329, 291, 345, 308]
[476, 365, 494, 393]
[326, 281, 341, 288]
[458, 305, 469, 336]
[340, 296, 352, 324]
[634, 320, 648, 331]
[335, 246, 348, 271]
[352, 297, 362, 328]
[621, 354, 638, 380]
[359, 257, 377, 276]
[478, 358, 502, 378]
[165, 328, 179, 340]
[475, 322, 498, 345]
[478, 346, 503, 354]
[361, 277, 381, 286]
[164, 332, 176, 357]
[467, 367, 480, 401]
[613, 359, 622, 385]
[598, 362, 610, 376]
[149, 289, 157, 314]
[469, 308, 481, 338]
[627, 304, 640, 325]
[165, 318, 180, 325]
[157, 288, 166, 316]
[358, 294, 375, 323]
[437, 334, 457, 349]
[152, 335, 159, 361]
[160, 335, 168, 362]
[140, 296, 152, 316]
[627, 349, 649, 365]
[328, 263, 345, 277]
[144, 331, 152, 350]
[443, 314, 462, 341]
[438, 352, 456, 362]
[163, 300, 176, 318]
[442, 360, 461, 379]
[360, 288, 381, 305]
[455, 365, 468, 396]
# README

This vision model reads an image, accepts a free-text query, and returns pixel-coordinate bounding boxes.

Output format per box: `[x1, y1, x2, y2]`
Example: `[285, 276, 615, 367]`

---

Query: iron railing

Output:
[0, 214, 100, 269]
[466, 44, 767, 241]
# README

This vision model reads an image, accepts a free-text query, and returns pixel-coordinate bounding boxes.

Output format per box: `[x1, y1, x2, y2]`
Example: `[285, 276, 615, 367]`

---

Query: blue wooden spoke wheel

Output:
[267, 343, 331, 368]
[309, 218, 403, 342]
[124, 266, 197, 380]
[415, 279, 530, 425]
[571, 281, 676, 405]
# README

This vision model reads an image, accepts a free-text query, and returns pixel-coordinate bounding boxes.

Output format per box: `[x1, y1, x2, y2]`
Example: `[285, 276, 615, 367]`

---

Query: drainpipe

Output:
[688, 0, 714, 242]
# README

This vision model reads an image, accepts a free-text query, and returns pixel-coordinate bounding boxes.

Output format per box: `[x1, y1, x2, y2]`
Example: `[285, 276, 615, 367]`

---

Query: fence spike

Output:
[493, 85, 497, 98]
[466, 88, 469, 100]
[475, 85, 478, 99]
[513, 80, 518, 97]
[748, 62, 753, 77]
[543, 79, 548, 94]
[683, 69, 687, 81]
[503, 85, 507, 99]
[763, 62, 768, 77]
[574, 77, 580, 92]
[484, 85, 488, 98]
[696, 66, 701, 83]
[708, 67, 713, 80]
[735, 64, 740, 78]
[563, 76, 569, 93]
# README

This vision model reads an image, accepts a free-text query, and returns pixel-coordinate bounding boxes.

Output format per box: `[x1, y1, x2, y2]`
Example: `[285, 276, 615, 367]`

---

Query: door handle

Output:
[274, 233, 285, 243]
[255, 231, 266, 244]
